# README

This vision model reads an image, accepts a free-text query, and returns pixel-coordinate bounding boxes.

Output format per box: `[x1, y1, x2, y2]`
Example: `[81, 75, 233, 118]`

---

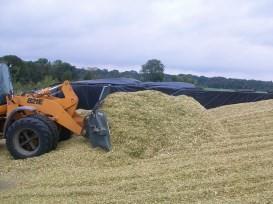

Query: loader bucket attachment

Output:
[85, 85, 111, 151]
[85, 110, 111, 151]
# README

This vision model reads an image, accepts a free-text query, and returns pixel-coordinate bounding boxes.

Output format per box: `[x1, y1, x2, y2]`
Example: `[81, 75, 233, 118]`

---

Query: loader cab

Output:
[0, 63, 13, 105]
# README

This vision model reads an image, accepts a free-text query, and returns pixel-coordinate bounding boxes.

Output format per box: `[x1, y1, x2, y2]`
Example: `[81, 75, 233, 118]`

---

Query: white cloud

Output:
[1, 0, 273, 80]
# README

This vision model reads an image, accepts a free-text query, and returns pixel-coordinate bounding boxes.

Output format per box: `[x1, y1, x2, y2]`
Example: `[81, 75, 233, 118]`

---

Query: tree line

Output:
[1, 55, 273, 92]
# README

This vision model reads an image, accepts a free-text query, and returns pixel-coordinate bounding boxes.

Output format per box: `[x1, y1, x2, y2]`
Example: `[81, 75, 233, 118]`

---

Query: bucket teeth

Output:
[85, 110, 111, 151]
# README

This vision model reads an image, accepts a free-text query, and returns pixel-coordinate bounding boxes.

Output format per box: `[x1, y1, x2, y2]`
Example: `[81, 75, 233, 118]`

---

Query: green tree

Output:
[0, 55, 23, 67]
[172, 74, 195, 84]
[83, 70, 94, 80]
[140, 59, 165, 82]
[0, 55, 24, 82]
[63, 71, 73, 80]
[51, 60, 75, 81]
[109, 70, 120, 78]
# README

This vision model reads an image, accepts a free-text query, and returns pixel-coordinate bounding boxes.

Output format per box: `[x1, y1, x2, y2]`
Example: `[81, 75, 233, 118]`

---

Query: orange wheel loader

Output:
[0, 63, 111, 159]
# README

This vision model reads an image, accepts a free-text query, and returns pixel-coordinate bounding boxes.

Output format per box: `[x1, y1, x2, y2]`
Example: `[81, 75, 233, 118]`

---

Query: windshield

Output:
[0, 63, 13, 96]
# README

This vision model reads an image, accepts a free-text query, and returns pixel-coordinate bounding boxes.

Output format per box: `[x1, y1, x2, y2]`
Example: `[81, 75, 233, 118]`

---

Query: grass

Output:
[1, 91, 273, 203]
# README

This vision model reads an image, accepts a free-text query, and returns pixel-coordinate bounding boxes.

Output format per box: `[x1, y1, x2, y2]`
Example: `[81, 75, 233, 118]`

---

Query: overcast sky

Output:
[1, 0, 273, 80]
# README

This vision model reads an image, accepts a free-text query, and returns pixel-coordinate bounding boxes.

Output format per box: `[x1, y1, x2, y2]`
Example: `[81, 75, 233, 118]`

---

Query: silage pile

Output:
[101, 90, 226, 158]
[0, 90, 227, 166]
[0, 90, 231, 203]
[2, 94, 273, 203]
[209, 99, 273, 135]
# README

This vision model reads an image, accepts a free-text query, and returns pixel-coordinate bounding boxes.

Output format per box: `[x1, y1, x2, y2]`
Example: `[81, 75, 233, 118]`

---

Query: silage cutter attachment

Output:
[85, 86, 112, 151]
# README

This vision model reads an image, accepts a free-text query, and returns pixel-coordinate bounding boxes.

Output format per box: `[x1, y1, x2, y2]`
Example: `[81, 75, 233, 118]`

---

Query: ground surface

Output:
[1, 91, 273, 203]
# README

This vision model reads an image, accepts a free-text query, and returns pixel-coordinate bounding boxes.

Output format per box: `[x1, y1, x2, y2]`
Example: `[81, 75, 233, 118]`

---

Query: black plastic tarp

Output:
[71, 78, 197, 109]
[70, 78, 273, 110]
[174, 90, 273, 109]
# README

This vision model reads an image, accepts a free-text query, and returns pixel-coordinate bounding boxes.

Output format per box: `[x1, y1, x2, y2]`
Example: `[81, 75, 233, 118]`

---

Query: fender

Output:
[3, 106, 37, 138]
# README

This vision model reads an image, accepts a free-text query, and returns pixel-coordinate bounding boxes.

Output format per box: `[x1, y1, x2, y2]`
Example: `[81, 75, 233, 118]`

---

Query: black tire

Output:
[59, 127, 72, 141]
[28, 114, 59, 150]
[6, 117, 53, 159]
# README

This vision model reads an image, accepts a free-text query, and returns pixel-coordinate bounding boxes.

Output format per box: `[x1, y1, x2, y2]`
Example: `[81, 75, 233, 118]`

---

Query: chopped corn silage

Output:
[1, 91, 273, 203]
[101, 91, 226, 158]
[209, 99, 273, 135]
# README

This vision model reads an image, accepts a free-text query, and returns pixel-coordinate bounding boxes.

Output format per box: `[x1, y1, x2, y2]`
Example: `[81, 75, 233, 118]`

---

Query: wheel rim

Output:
[13, 129, 40, 156]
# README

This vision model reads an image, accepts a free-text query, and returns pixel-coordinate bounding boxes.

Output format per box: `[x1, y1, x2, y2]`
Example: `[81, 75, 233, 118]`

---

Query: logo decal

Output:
[27, 98, 43, 105]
